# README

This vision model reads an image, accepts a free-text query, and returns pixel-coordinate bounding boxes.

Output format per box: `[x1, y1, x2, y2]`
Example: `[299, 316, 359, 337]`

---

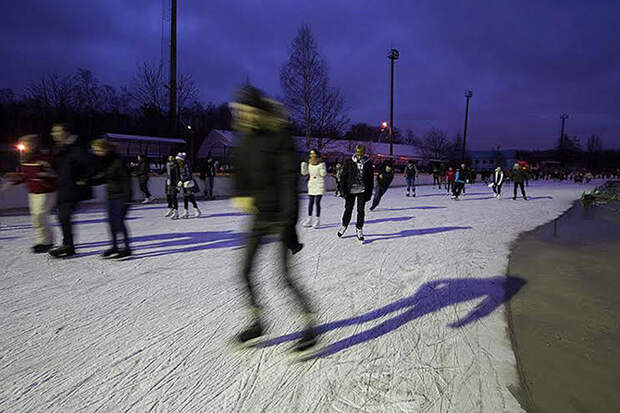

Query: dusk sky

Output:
[2, 1, 619, 150]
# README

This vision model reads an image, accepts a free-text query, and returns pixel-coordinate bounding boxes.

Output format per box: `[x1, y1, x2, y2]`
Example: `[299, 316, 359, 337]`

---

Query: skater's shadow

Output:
[0, 223, 31, 231]
[201, 212, 250, 218]
[361, 226, 471, 244]
[76, 230, 272, 259]
[457, 196, 495, 201]
[416, 192, 488, 198]
[527, 196, 553, 200]
[379, 206, 446, 211]
[259, 276, 526, 359]
[0, 236, 19, 241]
[316, 216, 413, 230]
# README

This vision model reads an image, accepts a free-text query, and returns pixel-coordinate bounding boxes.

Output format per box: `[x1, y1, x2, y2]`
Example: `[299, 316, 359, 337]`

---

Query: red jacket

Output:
[446, 170, 456, 182]
[16, 152, 57, 194]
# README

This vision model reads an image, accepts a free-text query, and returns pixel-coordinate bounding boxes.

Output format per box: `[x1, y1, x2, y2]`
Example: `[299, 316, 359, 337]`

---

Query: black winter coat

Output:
[52, 144, 93, 204]
[340, 155, 374, 201]
[233, 130, 298, 226]
[136, 158, 150, 183]
[513, 169, 527, 183]
[200, 160, 216, 179]
[377, 170, 394, 189]
[90, 152, 132, 202]
[404, 163, 417, 178]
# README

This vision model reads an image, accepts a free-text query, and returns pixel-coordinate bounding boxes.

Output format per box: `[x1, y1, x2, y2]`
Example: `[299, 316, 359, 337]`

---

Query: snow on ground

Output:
[0, 181, 601, 412]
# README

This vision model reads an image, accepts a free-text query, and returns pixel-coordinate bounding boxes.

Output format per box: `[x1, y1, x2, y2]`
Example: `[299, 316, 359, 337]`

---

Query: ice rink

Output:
[0, 181, 600, 412]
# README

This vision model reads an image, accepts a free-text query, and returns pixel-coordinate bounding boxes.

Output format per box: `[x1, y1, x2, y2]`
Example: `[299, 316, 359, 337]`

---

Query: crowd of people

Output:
[3, 85, 616, 355]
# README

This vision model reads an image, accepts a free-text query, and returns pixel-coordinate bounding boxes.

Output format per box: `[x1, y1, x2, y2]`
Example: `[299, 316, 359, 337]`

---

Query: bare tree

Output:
[72, 69, 103, 113]
[586, 134, 603, 153]
[27, 73, 74, 109]
[127, 62, 167, 112]
[281, 24, 347, 150]
[420, 128, 451, 160]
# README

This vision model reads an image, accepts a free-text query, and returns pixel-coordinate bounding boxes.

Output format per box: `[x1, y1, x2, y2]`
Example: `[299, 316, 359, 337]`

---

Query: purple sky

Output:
[2, 1, 619, 150]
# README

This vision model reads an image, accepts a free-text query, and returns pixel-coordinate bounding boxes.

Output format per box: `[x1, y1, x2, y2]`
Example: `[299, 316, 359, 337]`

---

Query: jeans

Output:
[406, 176, 415, 194]
[308, 195, 322, 217]
[342, 193, 367, 229]
[202, 176, 214, 199]
[57, 201, 77, 247]
[513, 182, 526, 199]
[370, 186, 388, 209]
[107, 199, 130, 249]
[139, 179, 151, 198]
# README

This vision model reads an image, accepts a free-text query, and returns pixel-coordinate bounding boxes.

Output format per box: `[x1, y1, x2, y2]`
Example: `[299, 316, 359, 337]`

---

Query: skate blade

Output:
[230, 336, 268, 351]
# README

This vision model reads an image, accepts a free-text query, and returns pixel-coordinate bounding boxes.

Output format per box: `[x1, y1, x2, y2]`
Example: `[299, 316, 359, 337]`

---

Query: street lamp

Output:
[560, 113, 568, 148]
[381, 121, 388, 130]
[388, 48, 399, 156]
[461, 89, 473, 162]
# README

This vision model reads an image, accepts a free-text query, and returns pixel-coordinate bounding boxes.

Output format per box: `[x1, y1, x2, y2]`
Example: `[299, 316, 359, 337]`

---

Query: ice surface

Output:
[0, 181, 600, 412]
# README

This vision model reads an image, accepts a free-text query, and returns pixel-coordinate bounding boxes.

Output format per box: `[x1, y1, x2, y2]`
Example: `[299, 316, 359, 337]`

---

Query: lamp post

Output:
[461, 89, 473, 162]
[560, 113, 568, 149]
[388, 48, 399, 156]
[15, 143, 25, 171]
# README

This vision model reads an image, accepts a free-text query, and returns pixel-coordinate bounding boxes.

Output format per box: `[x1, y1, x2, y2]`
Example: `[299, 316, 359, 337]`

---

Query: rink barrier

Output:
[0, 173, 435, 211]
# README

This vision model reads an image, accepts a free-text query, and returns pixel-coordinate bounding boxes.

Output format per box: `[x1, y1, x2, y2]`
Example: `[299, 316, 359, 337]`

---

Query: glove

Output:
[231, 197, 258, 214]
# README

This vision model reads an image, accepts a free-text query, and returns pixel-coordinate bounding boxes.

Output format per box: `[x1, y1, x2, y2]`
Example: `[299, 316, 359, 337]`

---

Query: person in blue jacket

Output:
[451, 164, 466, 200]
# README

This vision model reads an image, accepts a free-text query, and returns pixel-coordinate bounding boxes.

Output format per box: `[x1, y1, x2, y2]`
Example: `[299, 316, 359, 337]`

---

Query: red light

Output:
[16, 144, 26, 152]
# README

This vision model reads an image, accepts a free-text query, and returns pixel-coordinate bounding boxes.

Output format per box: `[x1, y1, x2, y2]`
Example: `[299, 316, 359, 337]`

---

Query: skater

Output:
[230, 85, 316, 351]
[445, 166, 456, 194]
[49, 123, 93, 258]
[370, 164, 394, 211]
[7, 135, 57, 253]
[176, 153, 201, 218]
[136, 154, 152, 203]
[432, 164, 441, 189]
[200, 157, 216, 200]
[404, 160, 417, 197]
[338, 144, 374, 242]
[512, 163, 528, 200]
[451, 165, 466, 200]
[334, 161, 343, 197]
[300, 149, 326, 228]
[90, 138, 132, 258]
[164, 155, 180, 219]
[492, 166, 504, 199]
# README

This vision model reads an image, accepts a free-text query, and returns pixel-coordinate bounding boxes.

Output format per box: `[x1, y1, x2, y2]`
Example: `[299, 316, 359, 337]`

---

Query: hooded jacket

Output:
[340, 154, 374, 201]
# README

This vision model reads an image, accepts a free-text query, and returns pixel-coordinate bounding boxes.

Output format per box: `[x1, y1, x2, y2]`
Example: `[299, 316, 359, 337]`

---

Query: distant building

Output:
[466, 150, 518, 171]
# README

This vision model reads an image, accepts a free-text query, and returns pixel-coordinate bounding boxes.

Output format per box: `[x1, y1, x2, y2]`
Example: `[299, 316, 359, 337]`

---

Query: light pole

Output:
[388, 48, 399, 156]
[560, 113, 568, 149]
[461, 89, 473, 162]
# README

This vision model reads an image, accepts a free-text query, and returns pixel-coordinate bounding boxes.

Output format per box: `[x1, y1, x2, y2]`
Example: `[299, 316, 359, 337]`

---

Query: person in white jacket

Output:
[300, 149, 326, 228]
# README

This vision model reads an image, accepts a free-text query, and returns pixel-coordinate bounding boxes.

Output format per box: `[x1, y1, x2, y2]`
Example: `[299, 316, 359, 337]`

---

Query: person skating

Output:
[49, 123, 93, 258]
[334, 162, 343, 197]
[404, 160, 418, 197]
[8, 135, 57, 253]
[230, 85, 316, 351]
[176, 153, 201, 218]
[136, 154, 152, 203]
[369, 164, 394, 211]
[512, 163, 528, 200]
[432, 165, 441, 189]
[492, 166, 504, 199]
[451, 165, 466, 200]
[338, 144, 374, 242]
[90, 139, 132, 258]
[300, 149, 326, 228]
[445, 166, 456, 195]
[200, 157, 216, 200]
[164, 155, 180, 219]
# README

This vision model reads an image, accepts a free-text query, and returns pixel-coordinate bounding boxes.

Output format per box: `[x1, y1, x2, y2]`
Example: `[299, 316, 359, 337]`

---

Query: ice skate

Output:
[337, 225, 347, 237]
[115, 248, 132, 259]
[180, 209, 189, 219]
[356, 228, 365, 243]
[32, 243, 53, 253]
[405, 191, 410, 197]
[101, 247, 119, 258]
[141, 196, 152, 204]
[164, 208, 174, 217]
[293, 327, 317, 353]
[49, 245, 75, 258]
[312, 217, 320, 228]
[302, 216, 312, 227]
[170, 209, 179, 219]
[235, 321, 264, 348]
[194, 207, 202, 218]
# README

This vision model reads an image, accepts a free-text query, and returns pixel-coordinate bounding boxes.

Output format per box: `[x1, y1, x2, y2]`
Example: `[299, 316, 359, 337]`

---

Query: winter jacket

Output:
[301, 161, 326, 195]
[178, 161, 199, 193]
[165, 161, 180, 195]
[52, 143, 93, 204]
[334, 165, 343, 181]
[16, 151, 57, 194]
[493, 170, 504, 186]
[404, 163, 417, 178]
[512, 169, 527, 184]
[233, 130, 299, 226]
[446, 170, 456, 182]
[89, 152, 132, 202]
[377, 170, 394, 189]
[454, 170, 465, 184]
[136, 158, 150, 183]
[200, 160, 216, 179]
[340, 155, 374, 201]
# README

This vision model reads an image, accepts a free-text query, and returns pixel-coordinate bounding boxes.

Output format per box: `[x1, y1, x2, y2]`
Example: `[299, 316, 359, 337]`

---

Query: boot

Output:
[290, 243, 304, 255]
[293, 327, 318, 352]
[337, 225, 347, 237]
[180, 208, 189, 219]
[32, 243, 53, 253]
[194, 207, 202, 218]
[237, 321, 264, 345]
[164, 208, 173, 217]
[170, 209, 179, 219]
[312, 217, 320, 228]
[302, 216, 312, 227]
[49, 245, 75, 258]
[102, 246, 119, 258]
[356, 228, 365, 242]
[115, 248, 132, 258]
